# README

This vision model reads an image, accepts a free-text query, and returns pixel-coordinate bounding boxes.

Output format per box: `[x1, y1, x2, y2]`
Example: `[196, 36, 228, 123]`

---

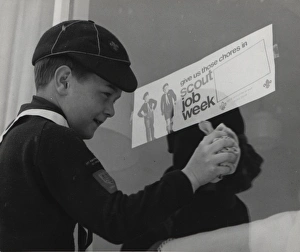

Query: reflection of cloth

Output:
[138, 99, 157, 141]
[167, 108, 262, 193]
[160, 90, 176, 120]
[121, 108, 263, 251]
[121, 190, 250, 251]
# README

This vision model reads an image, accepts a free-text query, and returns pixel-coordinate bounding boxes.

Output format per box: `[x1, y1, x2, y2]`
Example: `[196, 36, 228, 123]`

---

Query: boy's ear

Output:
[54, 65, 72, 95]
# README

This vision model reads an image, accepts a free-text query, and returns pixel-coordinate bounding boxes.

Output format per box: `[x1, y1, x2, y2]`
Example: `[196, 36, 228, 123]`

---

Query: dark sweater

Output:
[0, 96, 194, 251]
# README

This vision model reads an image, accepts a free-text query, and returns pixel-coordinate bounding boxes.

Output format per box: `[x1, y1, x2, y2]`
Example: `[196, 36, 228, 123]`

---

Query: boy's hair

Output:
[143, 92, 149, 100]
[163, 83, 169, 91]
[34, 55, 91, 90]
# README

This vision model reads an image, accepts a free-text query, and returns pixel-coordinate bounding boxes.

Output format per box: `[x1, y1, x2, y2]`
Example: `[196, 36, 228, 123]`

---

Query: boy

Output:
[0, 20, 239, 251]
[137, 91, 157, 142]
[160, 83, 177, 134]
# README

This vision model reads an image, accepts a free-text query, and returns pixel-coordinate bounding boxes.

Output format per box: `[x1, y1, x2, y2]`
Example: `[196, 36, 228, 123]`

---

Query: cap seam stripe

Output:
[36, 51, 131, 64]
[51, 30, 63, 53]
[51, 20, 82, 53]
[93, 23, 101, 55]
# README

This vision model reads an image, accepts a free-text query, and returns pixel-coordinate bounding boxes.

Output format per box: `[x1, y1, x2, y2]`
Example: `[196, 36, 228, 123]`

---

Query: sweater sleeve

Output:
[36, 123, 193, 244]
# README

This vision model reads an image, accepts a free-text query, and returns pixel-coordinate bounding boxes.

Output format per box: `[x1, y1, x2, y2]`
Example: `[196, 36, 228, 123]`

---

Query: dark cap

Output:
[32, 20, 137, 92]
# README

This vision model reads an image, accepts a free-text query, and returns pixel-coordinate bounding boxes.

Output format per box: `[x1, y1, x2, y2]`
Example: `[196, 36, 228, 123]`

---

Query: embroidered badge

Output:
[109, 41, 119, 51]
[93, 170, 117, 194]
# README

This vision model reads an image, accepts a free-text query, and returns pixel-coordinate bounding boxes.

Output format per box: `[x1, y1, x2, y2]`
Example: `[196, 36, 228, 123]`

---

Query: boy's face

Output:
[63, 73, 122, 139]
[163, 85, 169, 93]
[144, 95, 149, 103]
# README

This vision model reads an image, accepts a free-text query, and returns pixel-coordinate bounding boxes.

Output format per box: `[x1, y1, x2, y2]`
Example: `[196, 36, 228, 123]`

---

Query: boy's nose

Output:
[104, 103, 115, 118]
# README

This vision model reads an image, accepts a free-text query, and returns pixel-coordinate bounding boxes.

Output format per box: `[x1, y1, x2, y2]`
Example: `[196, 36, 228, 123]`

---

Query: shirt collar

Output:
[19, 96, 66, 119]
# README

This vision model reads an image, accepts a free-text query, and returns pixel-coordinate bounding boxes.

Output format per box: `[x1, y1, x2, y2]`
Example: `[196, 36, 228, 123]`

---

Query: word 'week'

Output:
[182, 94, 215, 120]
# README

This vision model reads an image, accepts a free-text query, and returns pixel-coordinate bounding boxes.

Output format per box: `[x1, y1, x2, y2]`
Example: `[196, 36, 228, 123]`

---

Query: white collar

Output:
[0, 109, 69, 144]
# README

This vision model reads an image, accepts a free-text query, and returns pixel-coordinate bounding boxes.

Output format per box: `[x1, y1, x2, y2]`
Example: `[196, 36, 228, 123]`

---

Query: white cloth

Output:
[159, 211, 300, 252]
[249, 211, 300, 252]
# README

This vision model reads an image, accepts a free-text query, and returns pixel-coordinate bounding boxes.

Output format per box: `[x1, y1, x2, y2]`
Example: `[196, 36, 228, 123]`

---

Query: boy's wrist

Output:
[182, 168, 198, 193]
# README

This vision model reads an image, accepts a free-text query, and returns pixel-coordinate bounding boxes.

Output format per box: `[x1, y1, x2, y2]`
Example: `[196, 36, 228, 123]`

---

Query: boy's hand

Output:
[211, 123, 240, 182]
[182, 122, 240, 192]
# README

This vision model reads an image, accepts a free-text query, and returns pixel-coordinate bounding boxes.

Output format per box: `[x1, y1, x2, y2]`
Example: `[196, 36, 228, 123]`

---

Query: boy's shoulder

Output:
[28, 117, 88, 157]
[0, 116, 83, 159]
[6, 115, 82, 146]
[40, 118, 82, 144]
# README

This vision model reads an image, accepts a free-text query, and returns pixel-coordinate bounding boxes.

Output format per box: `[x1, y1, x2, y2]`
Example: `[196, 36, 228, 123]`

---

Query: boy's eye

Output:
[102, 92, 111, 98]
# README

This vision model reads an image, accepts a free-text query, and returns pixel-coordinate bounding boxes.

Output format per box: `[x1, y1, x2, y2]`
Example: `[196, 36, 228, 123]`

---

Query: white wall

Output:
[0, 0, 55, 132]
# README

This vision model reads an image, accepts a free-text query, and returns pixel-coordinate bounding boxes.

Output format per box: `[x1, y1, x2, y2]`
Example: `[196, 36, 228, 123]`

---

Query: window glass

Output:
[88, 0, 300, 250]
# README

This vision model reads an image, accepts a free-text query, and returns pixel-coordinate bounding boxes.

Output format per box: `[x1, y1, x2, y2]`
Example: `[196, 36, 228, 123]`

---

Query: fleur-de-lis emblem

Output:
[263, 79, 272, 89]
[109, 41, 119, 51]
[220, 102, 226, 110]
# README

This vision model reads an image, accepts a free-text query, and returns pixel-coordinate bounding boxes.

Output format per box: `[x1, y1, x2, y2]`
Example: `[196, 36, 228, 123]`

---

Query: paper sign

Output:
[132, 24, 275, 148]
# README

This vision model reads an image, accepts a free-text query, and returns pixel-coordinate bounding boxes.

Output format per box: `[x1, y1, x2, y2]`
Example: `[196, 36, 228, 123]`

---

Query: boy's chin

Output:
[79, 130, 96, 140]
[83, 133, 95, 140]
